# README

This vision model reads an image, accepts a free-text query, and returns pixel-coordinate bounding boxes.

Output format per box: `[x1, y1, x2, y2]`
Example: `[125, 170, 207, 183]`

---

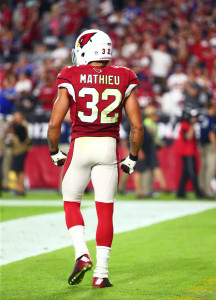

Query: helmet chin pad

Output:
[72, 29, 112, 66]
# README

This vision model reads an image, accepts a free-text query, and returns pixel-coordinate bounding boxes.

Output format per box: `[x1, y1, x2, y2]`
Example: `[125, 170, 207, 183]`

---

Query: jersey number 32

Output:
[78, 87, 122, 124]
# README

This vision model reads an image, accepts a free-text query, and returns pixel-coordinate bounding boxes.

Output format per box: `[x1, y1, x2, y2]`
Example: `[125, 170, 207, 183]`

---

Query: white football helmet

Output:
[72, 29, 112, 66]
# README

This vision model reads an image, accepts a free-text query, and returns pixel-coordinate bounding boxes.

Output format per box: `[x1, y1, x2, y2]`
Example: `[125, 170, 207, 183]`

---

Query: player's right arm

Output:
[47, 87, 70, 166]
[120, 89, 144, 174]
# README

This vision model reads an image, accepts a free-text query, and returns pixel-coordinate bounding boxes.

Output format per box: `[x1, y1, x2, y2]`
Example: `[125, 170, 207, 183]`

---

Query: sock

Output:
[64, 201, 89, 260]
[95, 201, 114, 247]
[64, 201, 84, 229]
[94, 246, 111, 278]
[68, 225, 89, 260]
[94, 202, 113, 278]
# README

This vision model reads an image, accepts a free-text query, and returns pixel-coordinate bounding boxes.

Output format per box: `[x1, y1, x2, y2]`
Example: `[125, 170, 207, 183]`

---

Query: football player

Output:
[47, 29, 144, 288]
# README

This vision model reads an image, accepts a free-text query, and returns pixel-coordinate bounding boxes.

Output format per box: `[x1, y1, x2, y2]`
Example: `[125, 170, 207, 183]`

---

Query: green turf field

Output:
[1, 191, 216, 299]
[1, 189, 206, 201]
[0, 206, 63, 222]
[1, 209, 216, 299]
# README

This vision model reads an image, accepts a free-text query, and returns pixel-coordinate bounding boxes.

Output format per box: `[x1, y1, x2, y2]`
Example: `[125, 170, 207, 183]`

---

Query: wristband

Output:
[50, 149, 59, 156]
[129, 153, 138, 161]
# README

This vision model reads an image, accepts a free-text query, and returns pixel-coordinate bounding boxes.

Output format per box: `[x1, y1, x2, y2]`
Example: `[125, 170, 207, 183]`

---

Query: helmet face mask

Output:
[72, 29, 112, 66]
[71, 48, 77, 66]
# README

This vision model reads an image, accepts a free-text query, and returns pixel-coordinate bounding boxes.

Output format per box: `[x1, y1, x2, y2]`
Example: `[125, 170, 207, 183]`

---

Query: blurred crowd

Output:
[1, 0, 216, 116]
[0, 0, 216, 197]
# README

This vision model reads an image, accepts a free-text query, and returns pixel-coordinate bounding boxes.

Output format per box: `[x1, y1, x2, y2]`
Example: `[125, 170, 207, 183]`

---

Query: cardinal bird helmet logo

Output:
[77, 33, 97, 49]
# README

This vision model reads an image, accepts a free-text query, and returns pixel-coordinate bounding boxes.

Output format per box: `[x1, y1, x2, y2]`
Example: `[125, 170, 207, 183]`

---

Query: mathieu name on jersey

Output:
[56, 65, 139, 141]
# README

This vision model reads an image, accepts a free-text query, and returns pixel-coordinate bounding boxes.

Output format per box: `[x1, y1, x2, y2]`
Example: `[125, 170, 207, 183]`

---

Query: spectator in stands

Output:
[174, 109, 203, 198]
[150, 43, 172, 92]
[134, 125, 155, 198]
[0, 27, 19, 63]
[209, 69, 216, 109]
[0, 1, 12, 28]
[199, 102, 216, 199]
[2, 119, 13, 192]
[0, 117, 7, 194]
[38, 74, 57, 112]
[15, 71, 33, 96]
[121, 36, 138, 59]
[16, 91, 36, 113]
[143, 106, 168, 193]
[0, 76, 17, 115]
[162, 64, 188, 116]
[9, 111, 31, 196]
[195, 66, 211, 108]
[15, 56, 33, 77]
[184, 72, 202, 110]
[51, 39, 69, 66]
[123, 0, 141, 22]
[167, 64, 188, 93]
[62, 1, 86, 48]
[48, 3, 61, 37]
[206, 37, 216, 75]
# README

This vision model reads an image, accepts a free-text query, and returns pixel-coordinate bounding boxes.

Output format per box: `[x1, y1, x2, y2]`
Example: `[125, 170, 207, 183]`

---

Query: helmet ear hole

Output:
[81, 53, 85, 57]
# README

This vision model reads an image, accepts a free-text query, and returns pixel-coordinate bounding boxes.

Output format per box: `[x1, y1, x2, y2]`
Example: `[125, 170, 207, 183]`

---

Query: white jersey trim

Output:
[124, 83, 138, 99]
[58, 83, 76, 102]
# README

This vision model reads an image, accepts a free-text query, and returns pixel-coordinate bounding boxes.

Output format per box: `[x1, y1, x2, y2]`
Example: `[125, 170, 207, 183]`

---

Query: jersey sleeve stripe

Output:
[58, 83, 76, 102]
[57, 77, 72, 84]
[124, 83, 138, 99]
[129, 77, 138, 83]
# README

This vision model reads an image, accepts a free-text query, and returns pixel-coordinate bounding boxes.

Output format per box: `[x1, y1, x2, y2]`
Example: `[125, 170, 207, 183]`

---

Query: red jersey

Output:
[173, 121, 198, 156]
[56, 65, 139, 141]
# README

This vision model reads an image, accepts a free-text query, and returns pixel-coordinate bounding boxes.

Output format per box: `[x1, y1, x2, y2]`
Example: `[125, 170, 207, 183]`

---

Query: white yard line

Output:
[0, 199, 93, 207]
[1, 201, 216, 266]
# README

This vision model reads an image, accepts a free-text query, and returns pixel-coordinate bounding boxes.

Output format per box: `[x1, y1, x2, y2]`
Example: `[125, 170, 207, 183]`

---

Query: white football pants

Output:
[62, 136, 118, 203]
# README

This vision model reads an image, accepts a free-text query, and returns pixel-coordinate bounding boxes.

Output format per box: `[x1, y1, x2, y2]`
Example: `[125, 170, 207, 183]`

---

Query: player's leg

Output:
[118, 172, 129, 194]
[142, 168, 154, 197]
[134, 171, 143, 198]
[62, 140, 92, 285]
[91, 138, 118, 288]
[134, 158, 145, 198]
[198, 146, 206, 194]
[187, 156, 203, 198]
[91, 164, 117, 287]
[204, 145, 216, 197]
[177, 156, 189, 198]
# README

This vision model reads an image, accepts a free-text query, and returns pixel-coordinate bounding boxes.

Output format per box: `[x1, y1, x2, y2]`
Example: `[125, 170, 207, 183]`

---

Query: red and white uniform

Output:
[56, 65, 138, 141]
[56, 64, 138, 203]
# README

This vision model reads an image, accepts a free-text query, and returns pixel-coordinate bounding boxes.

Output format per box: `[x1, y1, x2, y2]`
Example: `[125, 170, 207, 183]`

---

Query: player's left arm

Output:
[47, 88, 70, 165]
[120, 89, 144, 174]
[124, 89, 144, 157]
